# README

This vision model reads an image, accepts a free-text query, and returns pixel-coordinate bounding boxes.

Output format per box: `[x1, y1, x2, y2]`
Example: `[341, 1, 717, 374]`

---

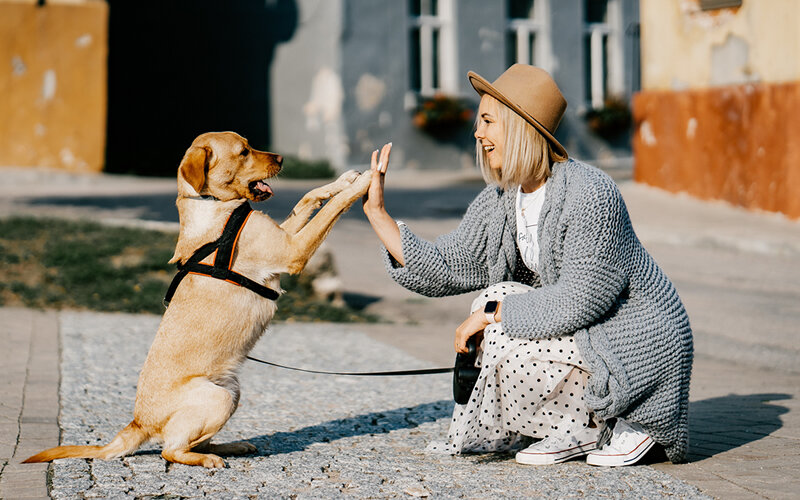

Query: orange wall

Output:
[633, 82, 800, 219]
[0, 2, 108, 172]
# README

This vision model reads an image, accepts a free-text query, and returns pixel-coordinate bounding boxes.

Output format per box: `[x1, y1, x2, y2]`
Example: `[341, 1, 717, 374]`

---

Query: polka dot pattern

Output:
[427, 282, 591, 455]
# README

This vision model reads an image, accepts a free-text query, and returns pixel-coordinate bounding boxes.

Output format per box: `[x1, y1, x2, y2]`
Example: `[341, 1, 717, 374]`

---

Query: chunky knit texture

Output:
[383, 160, 693, 463]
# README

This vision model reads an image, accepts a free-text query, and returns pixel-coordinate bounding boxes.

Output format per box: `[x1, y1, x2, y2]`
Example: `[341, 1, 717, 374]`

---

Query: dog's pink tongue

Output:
[256, 181, 273, 195]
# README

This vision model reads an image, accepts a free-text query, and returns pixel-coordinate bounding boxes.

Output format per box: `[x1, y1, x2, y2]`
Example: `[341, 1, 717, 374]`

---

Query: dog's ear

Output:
[178, 146, 209, 194]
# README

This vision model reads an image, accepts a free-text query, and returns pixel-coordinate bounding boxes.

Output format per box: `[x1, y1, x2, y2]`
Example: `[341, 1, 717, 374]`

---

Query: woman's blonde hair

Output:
[475, 95, 567, 190]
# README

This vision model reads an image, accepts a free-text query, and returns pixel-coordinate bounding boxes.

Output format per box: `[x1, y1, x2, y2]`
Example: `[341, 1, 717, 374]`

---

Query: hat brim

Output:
[469, 71, 568, 159]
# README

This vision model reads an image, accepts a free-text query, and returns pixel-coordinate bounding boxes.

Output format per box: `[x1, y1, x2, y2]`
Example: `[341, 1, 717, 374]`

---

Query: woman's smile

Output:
[475, 95, 504, 171]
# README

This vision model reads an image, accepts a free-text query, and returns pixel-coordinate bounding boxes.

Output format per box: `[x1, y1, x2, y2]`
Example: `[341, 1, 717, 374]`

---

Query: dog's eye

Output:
[240, 148, 249, 157]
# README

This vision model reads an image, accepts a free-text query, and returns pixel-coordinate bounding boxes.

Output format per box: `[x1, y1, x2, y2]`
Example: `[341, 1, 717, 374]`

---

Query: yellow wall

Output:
[0, 1, 108, 172]
[640, 0, 800, 90]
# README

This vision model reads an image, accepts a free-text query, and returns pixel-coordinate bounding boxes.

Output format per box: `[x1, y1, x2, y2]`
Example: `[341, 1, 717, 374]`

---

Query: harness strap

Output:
[164, 202, 280, 306]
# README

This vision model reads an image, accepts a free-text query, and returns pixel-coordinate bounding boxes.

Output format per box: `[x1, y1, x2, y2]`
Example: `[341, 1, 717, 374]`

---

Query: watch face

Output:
[484, 300, 498, 314]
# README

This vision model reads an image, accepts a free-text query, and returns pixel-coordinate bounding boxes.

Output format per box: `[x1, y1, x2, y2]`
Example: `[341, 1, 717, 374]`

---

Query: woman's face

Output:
[475, 95, 504, 171]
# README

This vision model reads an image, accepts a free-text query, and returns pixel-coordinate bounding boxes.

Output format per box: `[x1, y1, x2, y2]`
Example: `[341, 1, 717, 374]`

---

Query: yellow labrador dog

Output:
[24, 131, 372, 468]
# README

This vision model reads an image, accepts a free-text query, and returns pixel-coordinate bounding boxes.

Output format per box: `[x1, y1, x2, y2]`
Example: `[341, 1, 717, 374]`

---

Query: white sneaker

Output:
[586, 419, 655, 467]
[515, 426, 599, 465]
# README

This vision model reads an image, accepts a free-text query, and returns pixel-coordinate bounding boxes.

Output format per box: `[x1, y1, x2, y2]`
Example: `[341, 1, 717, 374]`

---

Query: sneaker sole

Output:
[515, 441, 597, 465]
[586, 437, 655, 467]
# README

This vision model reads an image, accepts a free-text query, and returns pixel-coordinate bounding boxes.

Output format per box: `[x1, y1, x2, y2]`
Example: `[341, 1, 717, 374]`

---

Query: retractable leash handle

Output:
[453, 337, 479, 404]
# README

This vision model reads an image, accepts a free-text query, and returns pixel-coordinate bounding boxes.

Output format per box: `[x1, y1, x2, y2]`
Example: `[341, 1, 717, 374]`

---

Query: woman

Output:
[362, 64, 693, 466]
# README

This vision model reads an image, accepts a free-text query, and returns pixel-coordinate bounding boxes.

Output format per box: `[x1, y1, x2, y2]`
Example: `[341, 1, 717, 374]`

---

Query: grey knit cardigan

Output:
[383, 159, 693, 463]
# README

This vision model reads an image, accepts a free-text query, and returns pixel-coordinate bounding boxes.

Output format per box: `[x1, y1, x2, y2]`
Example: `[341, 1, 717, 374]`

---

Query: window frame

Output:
[408, 0, 457, 97]
[506, 0, 552, 72]
[583, 0, 624, 109]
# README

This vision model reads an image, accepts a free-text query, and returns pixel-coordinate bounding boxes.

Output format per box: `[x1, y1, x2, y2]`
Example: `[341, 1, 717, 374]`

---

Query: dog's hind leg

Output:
[280, 170, 361, 234]
[159, 379, 238, 468]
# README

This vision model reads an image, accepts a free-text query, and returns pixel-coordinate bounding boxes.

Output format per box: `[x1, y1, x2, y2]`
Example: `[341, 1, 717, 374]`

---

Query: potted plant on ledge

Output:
[412, 93, 475, 141]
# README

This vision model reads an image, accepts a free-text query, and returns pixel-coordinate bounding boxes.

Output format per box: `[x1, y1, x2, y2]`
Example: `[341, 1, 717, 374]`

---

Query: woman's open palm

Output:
[364, 143, 392, 214]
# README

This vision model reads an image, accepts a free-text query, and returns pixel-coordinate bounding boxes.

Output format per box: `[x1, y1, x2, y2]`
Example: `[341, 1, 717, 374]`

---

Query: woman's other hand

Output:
[362, 143, 405, 265]
[455, 309, 488, 353]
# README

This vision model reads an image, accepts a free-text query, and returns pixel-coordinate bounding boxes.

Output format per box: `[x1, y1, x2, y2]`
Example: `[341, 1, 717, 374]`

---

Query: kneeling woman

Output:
[362, 65, 693, 466]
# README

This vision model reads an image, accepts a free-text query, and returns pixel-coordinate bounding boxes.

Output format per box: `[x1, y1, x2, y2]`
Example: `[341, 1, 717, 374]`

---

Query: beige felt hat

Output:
[468, 64, 568, 159]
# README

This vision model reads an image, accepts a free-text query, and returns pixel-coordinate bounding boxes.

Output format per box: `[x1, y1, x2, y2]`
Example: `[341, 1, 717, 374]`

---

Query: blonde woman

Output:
[362, 65, 693, 466]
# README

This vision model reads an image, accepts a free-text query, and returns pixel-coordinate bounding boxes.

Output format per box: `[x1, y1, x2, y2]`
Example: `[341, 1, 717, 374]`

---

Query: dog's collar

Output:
[164, 202, 280, 305]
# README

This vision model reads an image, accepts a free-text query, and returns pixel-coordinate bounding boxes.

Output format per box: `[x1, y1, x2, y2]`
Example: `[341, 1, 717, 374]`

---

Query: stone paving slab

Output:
[48, 311, 709, 499]
[0, 308, 60, 500]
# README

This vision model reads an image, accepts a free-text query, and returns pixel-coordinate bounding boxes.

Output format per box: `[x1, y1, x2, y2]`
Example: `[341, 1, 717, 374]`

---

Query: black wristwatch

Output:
[484, 300, 499, 324]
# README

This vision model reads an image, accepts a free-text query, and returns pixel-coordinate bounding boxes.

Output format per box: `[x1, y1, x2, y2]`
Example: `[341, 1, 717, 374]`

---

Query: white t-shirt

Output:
[515, 183, 547, 272]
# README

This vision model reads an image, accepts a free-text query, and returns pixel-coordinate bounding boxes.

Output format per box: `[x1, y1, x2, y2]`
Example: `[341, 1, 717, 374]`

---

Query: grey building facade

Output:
[270, 0, 640, 171]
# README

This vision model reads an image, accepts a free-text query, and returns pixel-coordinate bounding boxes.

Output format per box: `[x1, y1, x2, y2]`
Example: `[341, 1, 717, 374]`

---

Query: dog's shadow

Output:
[247, 400, 453, 456]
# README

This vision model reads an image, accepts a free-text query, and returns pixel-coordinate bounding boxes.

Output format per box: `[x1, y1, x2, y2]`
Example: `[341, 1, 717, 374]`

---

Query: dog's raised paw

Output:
[354, 170, 373, 191]
[337, 170, 360, 184]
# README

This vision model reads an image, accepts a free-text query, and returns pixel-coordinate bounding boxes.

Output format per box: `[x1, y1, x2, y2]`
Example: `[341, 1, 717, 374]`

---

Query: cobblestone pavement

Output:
[48, 312, 708, 499]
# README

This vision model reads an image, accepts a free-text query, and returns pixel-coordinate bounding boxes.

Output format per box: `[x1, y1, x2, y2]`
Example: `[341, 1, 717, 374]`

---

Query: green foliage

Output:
[279, 156, 336, 179]
[0, 217, 375, 322]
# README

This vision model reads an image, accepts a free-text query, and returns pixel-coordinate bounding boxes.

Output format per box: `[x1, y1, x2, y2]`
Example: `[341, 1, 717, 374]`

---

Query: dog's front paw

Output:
[337, 170, 360, 184]
[348, 170, 371, 196]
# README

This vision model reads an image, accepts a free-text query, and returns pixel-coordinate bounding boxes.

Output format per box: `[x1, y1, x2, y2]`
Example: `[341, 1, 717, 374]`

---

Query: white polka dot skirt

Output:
[427, 281, 592, 455]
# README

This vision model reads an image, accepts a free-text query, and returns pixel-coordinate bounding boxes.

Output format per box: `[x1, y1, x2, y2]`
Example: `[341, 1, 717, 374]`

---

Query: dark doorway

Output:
[105, 0, 298, 176]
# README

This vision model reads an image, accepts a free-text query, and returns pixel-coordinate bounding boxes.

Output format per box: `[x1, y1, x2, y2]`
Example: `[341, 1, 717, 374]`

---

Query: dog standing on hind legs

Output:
[23, 131, 375, 468]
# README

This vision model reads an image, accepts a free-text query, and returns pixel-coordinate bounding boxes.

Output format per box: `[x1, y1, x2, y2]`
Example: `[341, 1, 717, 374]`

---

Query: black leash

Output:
[245, 355, 453, 376]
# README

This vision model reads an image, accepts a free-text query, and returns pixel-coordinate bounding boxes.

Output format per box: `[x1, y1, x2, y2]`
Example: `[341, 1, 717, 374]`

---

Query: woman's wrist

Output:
[482, 300, 502, 324]
[364, 203, 387, 220]
[365, 207, 405, 266]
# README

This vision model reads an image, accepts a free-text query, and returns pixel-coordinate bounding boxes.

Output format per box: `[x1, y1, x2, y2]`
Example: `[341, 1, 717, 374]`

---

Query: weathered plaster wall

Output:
[641, 0, 800, 90]
[0, 1, 108, 172]
[634, 0, 800, 218]
[270, 0, 344, 167]
[272, 1, 643, 171]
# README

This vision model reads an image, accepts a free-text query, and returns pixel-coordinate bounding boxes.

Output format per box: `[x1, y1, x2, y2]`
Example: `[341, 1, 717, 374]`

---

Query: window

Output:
[506, 0, 551, 72]
[583, 0, 622, 108]
[409, 0, 456, 95]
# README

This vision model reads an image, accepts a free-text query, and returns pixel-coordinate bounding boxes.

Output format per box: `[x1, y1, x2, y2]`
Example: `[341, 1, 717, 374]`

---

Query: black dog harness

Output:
[164, 202, 280, 306]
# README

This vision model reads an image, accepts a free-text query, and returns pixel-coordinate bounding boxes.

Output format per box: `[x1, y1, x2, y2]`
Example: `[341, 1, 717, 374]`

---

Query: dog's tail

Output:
[22, 420, 149, 463]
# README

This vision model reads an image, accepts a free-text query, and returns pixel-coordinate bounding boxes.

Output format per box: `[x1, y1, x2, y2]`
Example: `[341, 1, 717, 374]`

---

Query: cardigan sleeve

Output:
[501, 177, 630, 338]
[380, 187, 496, 297]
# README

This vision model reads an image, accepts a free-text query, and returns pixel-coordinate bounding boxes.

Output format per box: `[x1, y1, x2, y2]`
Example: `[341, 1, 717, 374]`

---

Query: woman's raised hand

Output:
[362, 142, 404, 266]
[363, 142, 392, 217]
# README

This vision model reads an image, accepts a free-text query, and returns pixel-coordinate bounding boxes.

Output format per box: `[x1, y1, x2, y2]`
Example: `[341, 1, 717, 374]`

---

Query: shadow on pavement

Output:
[686, 393, 790, 461]
[249, 400, 454, 456]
